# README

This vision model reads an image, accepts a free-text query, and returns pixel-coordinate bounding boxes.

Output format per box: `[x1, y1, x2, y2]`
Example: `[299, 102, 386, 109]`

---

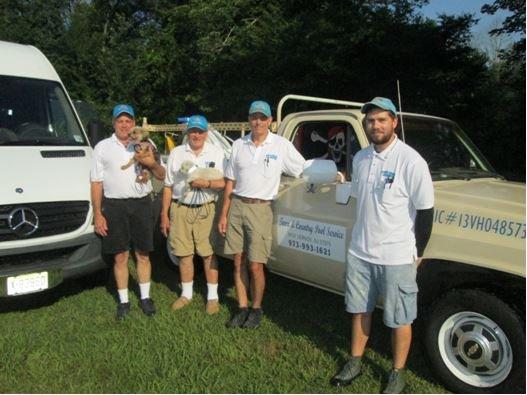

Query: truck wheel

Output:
[423, 289, 525, 393]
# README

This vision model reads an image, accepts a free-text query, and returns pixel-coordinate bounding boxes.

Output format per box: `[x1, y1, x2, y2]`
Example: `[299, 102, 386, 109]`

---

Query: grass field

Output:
[0, 248, 447, 393]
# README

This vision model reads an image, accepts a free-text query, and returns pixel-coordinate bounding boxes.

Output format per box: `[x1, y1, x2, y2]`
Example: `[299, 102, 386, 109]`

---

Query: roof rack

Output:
[141, 118, 278, 135]
[141, 94, 362, 136]
[276, 94, 363, 127]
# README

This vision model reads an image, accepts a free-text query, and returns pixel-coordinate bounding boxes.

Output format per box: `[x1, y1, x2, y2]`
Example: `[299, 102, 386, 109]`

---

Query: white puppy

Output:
[179, 160, 223, 202]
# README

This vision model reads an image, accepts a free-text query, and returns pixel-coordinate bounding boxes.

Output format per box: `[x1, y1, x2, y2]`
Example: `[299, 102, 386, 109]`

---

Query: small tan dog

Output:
[121, 126, 160, 183]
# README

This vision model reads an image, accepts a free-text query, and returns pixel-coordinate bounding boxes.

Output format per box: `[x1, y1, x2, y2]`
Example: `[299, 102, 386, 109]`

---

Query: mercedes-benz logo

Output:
[8, 207, 39, 236]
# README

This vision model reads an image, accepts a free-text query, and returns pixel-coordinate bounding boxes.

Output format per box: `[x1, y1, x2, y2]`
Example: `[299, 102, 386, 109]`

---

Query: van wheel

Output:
[423, 289, 524, 393]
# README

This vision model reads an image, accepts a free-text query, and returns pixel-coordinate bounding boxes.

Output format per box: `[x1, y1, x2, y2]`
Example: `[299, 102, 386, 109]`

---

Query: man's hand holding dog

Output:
[135, 146, 166, 180]
[134, 146, 156, 168]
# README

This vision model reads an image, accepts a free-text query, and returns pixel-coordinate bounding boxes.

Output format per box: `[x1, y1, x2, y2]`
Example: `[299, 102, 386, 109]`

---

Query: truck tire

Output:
[423, 289, 525, 393]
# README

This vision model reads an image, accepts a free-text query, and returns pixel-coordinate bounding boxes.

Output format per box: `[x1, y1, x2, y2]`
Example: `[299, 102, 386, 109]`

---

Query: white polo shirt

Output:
[225, 131, 305, 200]
[90, 134, 153, 198]
[348, 136, 434, 265]
[164, 142, 226, 204]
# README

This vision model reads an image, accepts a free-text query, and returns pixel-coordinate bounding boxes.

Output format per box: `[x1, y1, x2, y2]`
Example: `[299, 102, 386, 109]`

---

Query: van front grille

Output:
[0, 201, 89, 242]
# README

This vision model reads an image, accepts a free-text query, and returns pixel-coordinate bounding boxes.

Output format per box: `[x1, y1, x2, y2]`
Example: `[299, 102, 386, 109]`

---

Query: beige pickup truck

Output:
[149, 94, 525, 393]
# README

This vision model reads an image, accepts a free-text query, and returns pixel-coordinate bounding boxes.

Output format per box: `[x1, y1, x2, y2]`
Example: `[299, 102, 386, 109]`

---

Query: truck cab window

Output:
[292, 121, 361, 180]
[395, 116, 495, 178]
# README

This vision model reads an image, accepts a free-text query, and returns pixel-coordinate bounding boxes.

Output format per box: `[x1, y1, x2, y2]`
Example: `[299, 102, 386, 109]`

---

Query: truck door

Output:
[268, 115, 364, 294]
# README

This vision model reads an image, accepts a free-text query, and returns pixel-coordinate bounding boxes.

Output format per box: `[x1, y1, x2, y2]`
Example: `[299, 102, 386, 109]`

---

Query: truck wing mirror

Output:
[302, 159, 337, 184]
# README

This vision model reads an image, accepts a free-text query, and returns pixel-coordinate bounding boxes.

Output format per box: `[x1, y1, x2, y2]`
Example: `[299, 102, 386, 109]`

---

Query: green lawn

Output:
[0, 249, 447, 393]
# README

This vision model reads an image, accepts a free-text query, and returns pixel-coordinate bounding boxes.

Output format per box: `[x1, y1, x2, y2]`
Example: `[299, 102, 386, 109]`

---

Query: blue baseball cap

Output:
[186, 115, 208, 132]
[112, 104, 135, 118]
[249, 100, 272, 118]
[361, 97, 397, 117]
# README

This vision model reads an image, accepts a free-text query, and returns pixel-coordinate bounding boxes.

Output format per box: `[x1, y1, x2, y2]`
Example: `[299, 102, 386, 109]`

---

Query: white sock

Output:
[117, 288, 129, 304]
[181, 281, 193, 300]
[207, 283, 219, 301]
[139, 282, 151, 300]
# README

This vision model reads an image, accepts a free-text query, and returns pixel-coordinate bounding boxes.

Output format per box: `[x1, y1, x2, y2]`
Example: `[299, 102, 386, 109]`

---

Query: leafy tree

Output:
[478, 0, 525, 179]
[60, 1, 193, 123]
[0, 0, 73, 63]
[0, 0, 523, 178]
[482, 0, 525, 63]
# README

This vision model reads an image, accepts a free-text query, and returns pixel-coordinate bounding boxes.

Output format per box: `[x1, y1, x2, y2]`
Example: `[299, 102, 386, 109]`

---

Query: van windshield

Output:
[399, 116, 500, 180]
[0, 76, 87, 146]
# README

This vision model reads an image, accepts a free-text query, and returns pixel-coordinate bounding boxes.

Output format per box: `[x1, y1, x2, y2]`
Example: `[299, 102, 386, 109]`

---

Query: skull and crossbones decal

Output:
[310, 126, 348, 164]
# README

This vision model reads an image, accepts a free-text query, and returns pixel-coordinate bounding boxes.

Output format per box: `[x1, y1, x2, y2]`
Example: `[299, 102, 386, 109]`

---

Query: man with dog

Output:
[218, 101, 305, 329]
[91, 104, 165, 320]
[330, 97, 434, 393]
[160, 115, 226, 315]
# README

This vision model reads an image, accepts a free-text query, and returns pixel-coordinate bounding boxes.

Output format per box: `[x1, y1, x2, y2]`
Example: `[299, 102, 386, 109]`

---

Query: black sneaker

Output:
[139, 298, 156, 317]
[226, 308, 250, 328]
[242, 308, 263, 329]
[382, 369, 405, 394]
[116, 302, 131, 320]
[330, 357, 362, 387]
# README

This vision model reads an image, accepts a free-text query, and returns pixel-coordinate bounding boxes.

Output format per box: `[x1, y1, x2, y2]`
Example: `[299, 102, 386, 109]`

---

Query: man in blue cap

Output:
[160, 115, 226, 315]
[91, 104, 165, 320]
[219, 100, 305, 329]
[331, 97, 434, 393]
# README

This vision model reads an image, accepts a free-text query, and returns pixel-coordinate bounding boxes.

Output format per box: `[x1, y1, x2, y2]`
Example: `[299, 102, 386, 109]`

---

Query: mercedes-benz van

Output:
[0, 40, 105, 297]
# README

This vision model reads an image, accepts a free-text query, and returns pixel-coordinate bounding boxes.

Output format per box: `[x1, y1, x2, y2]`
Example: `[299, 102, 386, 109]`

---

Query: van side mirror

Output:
[87, 120, 103, 148]
[73, 99, 103, 147]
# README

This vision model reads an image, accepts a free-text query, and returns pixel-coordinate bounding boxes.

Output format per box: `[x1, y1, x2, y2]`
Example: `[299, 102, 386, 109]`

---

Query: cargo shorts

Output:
[345, 253, 418, 328]
[224, 197, 273, 263]
[168, 201, 215, 257]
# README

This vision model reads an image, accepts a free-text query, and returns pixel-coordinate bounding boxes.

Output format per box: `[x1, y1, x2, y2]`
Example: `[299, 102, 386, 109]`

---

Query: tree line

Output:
[0, 0, 524, 179]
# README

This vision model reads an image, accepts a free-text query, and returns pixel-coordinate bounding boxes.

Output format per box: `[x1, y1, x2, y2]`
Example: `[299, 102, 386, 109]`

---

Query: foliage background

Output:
[0, 0, 524, 179]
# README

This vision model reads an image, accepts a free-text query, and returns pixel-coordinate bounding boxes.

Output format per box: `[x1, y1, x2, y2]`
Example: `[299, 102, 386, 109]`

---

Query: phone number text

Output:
[287, 239, 332, 256]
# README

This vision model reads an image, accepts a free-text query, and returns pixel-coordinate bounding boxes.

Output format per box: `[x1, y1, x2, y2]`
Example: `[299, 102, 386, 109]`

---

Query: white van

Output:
[0, 40, 105, 297]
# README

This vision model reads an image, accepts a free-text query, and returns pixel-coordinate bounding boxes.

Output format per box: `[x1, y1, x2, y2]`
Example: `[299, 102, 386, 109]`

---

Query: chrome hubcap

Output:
[438, 311, 512, 387]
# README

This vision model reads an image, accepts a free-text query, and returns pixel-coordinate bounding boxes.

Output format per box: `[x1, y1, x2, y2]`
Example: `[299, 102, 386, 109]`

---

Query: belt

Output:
[104, 195, 150, 201]
[172, 199, 214, 208]
[234, 194, 271, 204]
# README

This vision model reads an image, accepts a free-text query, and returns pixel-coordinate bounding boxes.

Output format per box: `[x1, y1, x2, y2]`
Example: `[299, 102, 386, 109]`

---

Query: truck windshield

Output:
[400, 116, 500, 180]
[0, 76, 87, 146]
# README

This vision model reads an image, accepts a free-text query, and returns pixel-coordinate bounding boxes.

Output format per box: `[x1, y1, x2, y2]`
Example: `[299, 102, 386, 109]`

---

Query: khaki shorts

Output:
[224, 197, 272, 263]
[168, 201, 215, 257]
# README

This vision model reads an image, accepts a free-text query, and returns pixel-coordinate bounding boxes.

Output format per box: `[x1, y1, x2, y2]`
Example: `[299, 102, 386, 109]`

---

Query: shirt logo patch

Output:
[381, 170, 395, 188]
[264, 153, 278, 167]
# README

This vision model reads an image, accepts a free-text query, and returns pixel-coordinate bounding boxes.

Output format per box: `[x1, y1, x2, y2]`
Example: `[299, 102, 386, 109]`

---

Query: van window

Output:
[292, 121, 361, 180]
[0, 76, 86, 146]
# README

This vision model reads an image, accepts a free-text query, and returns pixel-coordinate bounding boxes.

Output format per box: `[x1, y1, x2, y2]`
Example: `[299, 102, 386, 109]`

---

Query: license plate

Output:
[7, 272, 49, 296]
